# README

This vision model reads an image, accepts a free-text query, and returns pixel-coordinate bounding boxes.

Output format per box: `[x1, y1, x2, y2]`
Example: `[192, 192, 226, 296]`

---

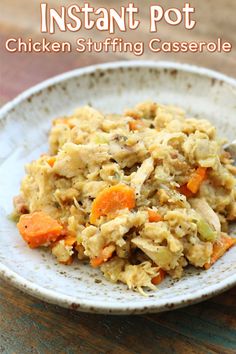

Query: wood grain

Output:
[0, 1, 236, 353]
[0, 279, 235, 354]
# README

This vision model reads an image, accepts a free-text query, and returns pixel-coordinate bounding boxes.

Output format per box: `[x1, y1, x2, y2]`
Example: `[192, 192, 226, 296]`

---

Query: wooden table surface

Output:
[0, 1, 236, 353]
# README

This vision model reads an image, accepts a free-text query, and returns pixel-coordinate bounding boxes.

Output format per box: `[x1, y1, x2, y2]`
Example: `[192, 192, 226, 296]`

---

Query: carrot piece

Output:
[90, 245, 115, 268]
[152, 269, 166, 285]
[47, 156, 56, 167]
[51, 226, 77, 247]
[125, 110, 141, 120]
[129, 120, 144, 131]
[178, 184, 194, 198]
[204, 234, 236, 270]
[17, 211, 62, 248]
[64, 234, 77, 247]
[187, 167, 207, 194]
[148, 210, 163, 222]
[90, 256, 105, 268]
[90, 184, 135, 224]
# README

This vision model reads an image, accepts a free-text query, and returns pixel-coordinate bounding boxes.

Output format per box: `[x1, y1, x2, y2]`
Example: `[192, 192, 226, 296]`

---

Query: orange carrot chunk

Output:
[64, 234, 77, 247]
[129, 120, 144, 131]
[148, 210, 163, 222]
[90, 184, 135, 224]
[204, 234, 236, 270]
[90, 256, 105, 268]
[178, 184, 194, 198]
[17, 211, 63, 248]
[90, 245, 115, 268]
[187, 167, 207, 194]
[152, 269, 166, 285]
[47, 156, 56, 167]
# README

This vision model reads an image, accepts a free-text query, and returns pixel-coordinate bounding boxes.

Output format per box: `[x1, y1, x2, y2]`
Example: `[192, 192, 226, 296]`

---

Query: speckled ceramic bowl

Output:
[0, 61, 235, 314]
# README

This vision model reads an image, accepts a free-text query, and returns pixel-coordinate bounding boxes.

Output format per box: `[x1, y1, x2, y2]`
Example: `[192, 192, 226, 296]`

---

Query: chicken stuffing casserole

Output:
[14, 101, 236, 294]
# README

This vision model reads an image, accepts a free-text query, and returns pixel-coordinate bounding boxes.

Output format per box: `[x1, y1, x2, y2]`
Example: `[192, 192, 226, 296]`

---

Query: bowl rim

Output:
[0, 60, 236, 314]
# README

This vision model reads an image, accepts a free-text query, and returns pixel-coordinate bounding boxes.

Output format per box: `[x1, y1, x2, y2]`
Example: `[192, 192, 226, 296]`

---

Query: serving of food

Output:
[14, 100, 236, 294]
[1, 61, 236, 313]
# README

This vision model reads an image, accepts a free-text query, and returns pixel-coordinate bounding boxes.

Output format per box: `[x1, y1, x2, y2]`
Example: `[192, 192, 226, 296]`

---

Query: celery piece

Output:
[197, 219, 217, 242]
[7, 212, 20, 223]
[92, 133, 109, 144]
[113, 172, 121, 181]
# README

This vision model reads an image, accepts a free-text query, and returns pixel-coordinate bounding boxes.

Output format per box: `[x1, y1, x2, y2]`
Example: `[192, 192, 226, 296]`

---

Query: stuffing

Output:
[15, 102, 236, 294]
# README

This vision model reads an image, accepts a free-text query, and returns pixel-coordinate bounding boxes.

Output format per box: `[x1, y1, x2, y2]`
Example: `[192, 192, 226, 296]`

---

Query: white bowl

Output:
[0, 61, 235, 314]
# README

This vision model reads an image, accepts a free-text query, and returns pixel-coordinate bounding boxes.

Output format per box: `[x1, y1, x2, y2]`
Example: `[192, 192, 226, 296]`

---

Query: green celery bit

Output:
[8, 212, 20, 223]
[93, 133, 109, 144]
[197, 219, 217, 242]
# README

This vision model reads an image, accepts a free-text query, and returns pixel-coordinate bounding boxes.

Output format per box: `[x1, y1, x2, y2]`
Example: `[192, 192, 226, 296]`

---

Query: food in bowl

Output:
[14, 101, 236, 294]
